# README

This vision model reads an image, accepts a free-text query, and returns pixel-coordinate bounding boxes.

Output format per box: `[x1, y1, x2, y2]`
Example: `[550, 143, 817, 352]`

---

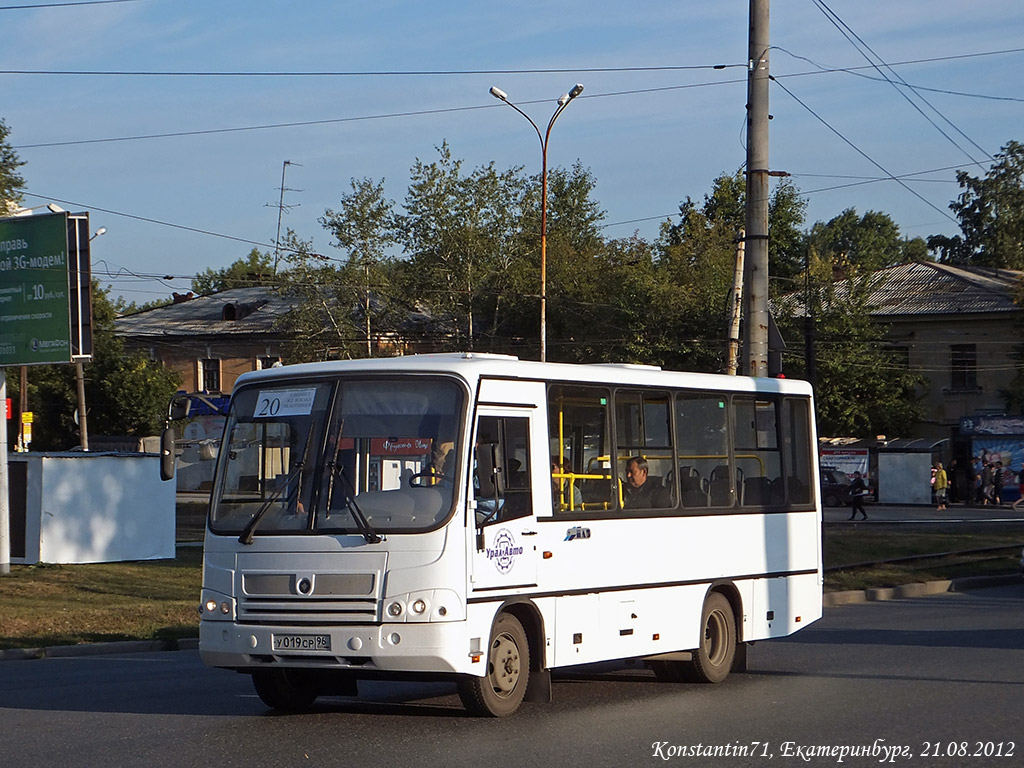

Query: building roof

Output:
[868, 262, 1022, 317]
[778, 261, 1023, 319]
[114, 287, 295, 339]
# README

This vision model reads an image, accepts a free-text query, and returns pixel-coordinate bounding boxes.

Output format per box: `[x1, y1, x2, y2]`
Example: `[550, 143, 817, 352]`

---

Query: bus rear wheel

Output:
[681, 592, 737, 684]
[252, 669, 320, 711]
[457, 613, 530, 717]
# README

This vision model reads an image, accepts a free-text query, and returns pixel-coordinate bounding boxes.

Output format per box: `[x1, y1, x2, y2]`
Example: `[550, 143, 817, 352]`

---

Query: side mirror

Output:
[159, 428, 176, 481]
[169, 394, 191, 421]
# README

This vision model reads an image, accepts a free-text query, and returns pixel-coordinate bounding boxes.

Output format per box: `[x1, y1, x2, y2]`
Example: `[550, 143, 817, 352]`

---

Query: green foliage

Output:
[192, 247, 275, 294]
[0, 118, 26, 211]
[943, 140, 1024, 268]
[274, 230, 359, 362]
[661, 170, 807, 281]
[804, 208, 922, 273]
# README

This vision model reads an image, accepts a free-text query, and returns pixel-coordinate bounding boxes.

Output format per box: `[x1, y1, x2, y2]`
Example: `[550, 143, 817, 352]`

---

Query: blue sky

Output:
[3, 0, 1022, 306]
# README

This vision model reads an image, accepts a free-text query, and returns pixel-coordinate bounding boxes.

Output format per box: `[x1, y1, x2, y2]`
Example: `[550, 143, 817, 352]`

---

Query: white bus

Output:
[180, 353, 822, 716]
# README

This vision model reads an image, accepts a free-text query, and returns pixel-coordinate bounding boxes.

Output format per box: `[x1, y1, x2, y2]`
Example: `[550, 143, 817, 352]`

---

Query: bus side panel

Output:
[744, 572, 823, 641]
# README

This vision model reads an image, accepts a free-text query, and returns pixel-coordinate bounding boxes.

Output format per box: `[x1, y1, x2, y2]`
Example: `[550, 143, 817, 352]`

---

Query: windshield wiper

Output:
[328, 462, 382, 544]
[238, 461, 304, 545]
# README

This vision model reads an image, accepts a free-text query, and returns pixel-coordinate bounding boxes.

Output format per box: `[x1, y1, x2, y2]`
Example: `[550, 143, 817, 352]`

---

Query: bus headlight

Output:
[200, 591, 234, 621]
[383, 589, 461, 623]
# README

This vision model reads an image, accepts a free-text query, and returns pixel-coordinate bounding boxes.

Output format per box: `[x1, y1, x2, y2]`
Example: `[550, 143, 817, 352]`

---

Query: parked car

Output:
[820, 468, 852, 507]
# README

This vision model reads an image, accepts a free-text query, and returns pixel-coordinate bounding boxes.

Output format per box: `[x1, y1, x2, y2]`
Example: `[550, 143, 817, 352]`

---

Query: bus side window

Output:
[548, 385, 614, 512]
[475, 415, 533, 526]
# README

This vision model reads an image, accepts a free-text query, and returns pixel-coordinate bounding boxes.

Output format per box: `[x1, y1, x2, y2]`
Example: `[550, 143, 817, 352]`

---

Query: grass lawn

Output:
[0, 547, 202, 651]
[823, 524, 1024, 592]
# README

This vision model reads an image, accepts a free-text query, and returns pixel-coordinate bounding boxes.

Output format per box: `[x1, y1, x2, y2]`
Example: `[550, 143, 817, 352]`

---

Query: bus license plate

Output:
[272, 634, 332, 652]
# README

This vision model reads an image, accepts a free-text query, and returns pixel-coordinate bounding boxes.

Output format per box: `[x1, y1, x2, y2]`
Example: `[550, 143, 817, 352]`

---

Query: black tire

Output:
[457, 613, 530, 717]
[251, 669, 320, 711]
[680, 592, 737, 684]
[824, 493, 840, 507]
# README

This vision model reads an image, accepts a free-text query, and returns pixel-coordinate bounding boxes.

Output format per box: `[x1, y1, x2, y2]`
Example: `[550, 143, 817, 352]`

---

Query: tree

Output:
[804, 208, 924, 274]
[397, 142, 530, 351]
[0, 118, 26, 212]
[776, 256, 926, 437]
[943, 140, 1024, 268]
[321, 178, 400, 356]
[26, 283, 181, 449]
[661, 170, 808, 281]
[275, 230, 360, 362]
[192, 248, 275, 294]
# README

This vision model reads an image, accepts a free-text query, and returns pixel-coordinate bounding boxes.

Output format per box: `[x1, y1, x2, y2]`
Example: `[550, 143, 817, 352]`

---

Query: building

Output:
[114, 287, 294, 395]
[863, 262, 1022, 442]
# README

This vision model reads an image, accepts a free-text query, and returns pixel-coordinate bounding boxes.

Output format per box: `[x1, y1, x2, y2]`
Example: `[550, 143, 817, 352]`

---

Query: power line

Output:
[0, 0, 141, 8]
[775, 48, 1024, 104]
[14, 78, 751, 150]
[0, 63, 744, 77]
[808, 0, 992, 169]
[13, 53, 1020, 153]
[771, 77, 959, 225]
[4, 46, 1021, 78]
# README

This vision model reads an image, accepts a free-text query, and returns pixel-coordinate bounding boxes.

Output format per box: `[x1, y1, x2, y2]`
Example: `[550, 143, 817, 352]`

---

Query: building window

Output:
[199, 358, 222, 393]
[256, 356, 281, 370]
[950, 344, 977, 391]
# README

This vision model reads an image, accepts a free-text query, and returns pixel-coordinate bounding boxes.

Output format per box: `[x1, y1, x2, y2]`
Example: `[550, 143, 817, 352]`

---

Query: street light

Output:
[490, 83, 584, 362]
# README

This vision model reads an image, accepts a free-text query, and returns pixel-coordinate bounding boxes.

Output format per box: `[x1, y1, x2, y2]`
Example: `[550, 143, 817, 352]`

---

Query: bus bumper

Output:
[199, 620, 478, 675]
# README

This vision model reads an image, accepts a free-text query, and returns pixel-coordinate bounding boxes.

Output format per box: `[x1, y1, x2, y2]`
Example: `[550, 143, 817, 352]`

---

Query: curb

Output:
[0, 637, 199, 662]
[824, 573, 1023, 607]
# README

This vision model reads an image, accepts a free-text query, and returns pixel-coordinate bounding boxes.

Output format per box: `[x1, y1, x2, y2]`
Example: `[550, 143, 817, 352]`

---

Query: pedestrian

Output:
[847, 471, 868, 521]
[933, 461, 948, 511]
[981, 462, 994, 506]
[1012, 465, 1024, 512]
[970, 456, 982, 504]
[994, 461, 1005, 505]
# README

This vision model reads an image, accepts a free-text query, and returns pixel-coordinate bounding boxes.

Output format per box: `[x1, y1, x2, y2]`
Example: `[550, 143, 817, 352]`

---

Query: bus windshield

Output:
[210, 376, 464, 537]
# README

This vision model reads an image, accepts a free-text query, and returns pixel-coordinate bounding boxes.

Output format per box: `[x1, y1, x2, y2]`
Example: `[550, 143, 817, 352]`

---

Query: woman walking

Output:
[933, 462, 948, 511]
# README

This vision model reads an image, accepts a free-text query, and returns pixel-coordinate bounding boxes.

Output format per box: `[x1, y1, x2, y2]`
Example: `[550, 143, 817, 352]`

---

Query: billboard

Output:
[0, 211, 92, 366]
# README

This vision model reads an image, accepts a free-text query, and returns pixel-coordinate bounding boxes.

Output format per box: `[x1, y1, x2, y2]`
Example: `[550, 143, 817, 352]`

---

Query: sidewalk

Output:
[822, 500, 1024, 525]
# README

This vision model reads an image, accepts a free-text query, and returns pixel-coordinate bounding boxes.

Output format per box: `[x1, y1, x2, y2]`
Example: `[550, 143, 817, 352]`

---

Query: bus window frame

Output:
[208, 372, 472, 538]
[547, 381, 816, 522]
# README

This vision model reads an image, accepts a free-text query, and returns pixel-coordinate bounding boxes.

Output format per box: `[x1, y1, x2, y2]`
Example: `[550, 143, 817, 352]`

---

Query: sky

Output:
[2, 0, 1022, 308]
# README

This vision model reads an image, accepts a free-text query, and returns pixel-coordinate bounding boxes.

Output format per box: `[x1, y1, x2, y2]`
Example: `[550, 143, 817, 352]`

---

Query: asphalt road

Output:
[1, 583, 1022, 768]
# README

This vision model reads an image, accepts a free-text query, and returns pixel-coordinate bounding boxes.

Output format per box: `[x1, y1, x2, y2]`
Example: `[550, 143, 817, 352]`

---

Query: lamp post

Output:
[489, 83, 583, 363]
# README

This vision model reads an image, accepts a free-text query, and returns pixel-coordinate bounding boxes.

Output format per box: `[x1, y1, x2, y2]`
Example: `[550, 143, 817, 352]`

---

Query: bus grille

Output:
[238, 572, 380, 625]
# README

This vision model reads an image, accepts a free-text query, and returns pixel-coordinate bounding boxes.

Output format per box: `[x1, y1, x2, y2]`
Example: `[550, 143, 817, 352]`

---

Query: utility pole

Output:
[1, 369, 9, 574]
[726, 230, 745, 376]
[743, 0, 771, 377]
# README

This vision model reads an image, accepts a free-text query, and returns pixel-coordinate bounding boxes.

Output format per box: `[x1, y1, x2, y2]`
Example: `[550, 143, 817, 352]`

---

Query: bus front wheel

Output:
[458, 613, 530, 717]
[252, 669, 320, 711]
[681, 592, 737, 684]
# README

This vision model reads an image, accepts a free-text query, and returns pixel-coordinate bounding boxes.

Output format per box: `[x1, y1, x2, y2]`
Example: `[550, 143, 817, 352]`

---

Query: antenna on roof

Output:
[269, 160, 302, 275]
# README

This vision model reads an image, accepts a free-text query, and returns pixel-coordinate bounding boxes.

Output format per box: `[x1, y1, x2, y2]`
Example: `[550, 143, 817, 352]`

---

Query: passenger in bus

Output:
[623, 456, 671, 509]
[551, 458, 583, 510]
[432, 441, 455, 483]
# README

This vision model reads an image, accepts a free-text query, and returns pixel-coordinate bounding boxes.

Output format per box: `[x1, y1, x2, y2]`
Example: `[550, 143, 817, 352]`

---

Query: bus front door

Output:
[470, 407, 542, 592]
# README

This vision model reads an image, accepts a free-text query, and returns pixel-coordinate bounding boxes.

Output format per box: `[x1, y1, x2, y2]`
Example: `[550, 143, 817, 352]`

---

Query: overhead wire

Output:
[808, 0, 993, 169]
[0, 0, 141, 9]
[770, 76, 959, 225]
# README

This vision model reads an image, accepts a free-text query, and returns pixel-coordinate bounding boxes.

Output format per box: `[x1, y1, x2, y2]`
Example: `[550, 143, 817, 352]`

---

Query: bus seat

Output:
[742, 476, 772, 506]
